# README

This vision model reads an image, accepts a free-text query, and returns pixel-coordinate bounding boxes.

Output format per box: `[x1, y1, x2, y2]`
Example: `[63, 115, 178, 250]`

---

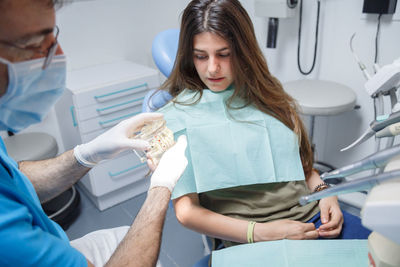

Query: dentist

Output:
[0, 0, 188, 266]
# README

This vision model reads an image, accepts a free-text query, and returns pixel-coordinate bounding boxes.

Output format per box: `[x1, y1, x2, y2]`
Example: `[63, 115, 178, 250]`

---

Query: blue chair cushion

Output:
[141, 89, 173, 112]
[151, 28, 180, 78]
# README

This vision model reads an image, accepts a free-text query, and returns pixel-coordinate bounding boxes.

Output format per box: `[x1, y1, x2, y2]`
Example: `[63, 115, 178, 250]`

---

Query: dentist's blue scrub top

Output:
[0, 138, 86, 266]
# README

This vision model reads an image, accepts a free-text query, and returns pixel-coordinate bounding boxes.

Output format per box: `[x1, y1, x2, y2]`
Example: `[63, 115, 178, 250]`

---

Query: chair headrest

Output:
[151, 29, 180, 78]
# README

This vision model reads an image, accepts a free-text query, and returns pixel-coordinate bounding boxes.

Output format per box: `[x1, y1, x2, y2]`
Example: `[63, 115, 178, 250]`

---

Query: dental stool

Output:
[3, 132, 80, 230]
[283, 79, 357, 176]
[4, 132, 58, 161]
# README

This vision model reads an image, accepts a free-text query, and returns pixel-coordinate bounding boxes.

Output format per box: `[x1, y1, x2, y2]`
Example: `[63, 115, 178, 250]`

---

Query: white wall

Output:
[56, 0, 189, 71]
[249, 0, 400, 170]
[5, 0, 400, 168]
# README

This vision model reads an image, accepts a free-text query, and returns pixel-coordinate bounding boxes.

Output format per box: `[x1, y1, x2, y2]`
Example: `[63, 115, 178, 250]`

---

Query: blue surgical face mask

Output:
[0, 55, 66, 132]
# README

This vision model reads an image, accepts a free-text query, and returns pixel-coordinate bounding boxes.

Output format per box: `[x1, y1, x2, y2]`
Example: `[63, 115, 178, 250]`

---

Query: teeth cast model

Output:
[134, 119, 175, 165]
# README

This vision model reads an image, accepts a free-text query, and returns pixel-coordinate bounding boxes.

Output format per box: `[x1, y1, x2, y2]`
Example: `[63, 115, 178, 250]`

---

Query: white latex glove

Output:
[149, 135, 188, 192]
[74, 113, 164, 167]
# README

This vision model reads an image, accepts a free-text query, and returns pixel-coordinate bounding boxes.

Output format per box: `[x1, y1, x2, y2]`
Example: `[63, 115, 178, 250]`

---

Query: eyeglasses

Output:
[0, 26, 60, 69]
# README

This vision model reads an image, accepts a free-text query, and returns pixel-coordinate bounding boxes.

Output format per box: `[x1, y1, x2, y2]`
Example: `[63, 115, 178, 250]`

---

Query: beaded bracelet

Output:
[313, 182, 330, 193]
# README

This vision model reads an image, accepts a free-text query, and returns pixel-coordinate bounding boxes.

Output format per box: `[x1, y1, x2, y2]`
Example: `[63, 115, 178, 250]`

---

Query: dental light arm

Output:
[299, 169, 400, 206]
[322, 144, 400, 179]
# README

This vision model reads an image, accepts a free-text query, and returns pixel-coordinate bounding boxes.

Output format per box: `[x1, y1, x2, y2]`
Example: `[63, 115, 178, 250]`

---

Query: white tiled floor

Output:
[66, 186, 205, 267]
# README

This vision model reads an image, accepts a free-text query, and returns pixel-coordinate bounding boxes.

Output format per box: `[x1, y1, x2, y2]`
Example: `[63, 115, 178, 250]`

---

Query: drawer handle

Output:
[108, 162, 147, 177]
[94, 83, 148, 100]
[70, 106, 77, 127]
[96, 97, 145, 112]
[98, 111, 141, 126]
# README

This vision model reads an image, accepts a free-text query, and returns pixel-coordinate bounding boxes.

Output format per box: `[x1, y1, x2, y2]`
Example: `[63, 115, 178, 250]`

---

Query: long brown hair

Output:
[160, 0, 313, 178]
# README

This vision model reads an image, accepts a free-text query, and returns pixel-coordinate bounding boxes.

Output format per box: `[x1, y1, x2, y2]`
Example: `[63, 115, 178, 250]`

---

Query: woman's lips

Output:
[208, 77, 224, 82]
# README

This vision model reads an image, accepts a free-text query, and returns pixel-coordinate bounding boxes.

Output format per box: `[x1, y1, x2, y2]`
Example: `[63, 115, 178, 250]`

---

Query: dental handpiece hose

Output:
[321, 144, 400, 180]
[299, 169, 400, 206]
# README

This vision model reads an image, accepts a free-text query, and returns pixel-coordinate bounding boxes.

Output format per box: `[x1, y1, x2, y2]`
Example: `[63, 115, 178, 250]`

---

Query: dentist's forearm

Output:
[105, 187, 170, 267]
[19, 150, 90, 202]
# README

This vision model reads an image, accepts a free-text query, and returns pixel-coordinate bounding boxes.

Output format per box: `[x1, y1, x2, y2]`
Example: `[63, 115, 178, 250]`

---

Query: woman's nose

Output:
[208, 57, 220, 75]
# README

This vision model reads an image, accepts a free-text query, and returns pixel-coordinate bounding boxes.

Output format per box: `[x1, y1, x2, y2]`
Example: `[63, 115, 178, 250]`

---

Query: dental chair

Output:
[144, 29, 212, 266]
[147, 28, 359, 266]
[141, 29, 177, 113]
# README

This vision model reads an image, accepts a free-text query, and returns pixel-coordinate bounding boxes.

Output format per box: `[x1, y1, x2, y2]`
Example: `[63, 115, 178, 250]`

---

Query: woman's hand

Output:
[317, 196, 343, 238]
[254, 219, 319, 242]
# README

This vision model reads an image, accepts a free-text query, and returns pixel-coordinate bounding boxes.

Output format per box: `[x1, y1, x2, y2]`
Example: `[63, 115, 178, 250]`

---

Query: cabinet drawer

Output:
[72, 74, 159, 109]
[77, 104, 143, 134]
[87, 152, 149, 196]
[59, 105, 107, 144]
[76, 89, 147, 121]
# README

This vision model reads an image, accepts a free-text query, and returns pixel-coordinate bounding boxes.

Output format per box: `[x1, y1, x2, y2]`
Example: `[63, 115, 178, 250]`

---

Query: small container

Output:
[133, 119, 175, 165]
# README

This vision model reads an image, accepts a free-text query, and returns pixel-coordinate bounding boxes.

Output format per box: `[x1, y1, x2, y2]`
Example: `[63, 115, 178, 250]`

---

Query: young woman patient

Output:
[154, 0, 370, 259]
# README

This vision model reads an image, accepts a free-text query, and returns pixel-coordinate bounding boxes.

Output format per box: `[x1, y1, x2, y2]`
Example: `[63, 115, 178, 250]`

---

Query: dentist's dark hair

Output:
[161, 0, 313, 178]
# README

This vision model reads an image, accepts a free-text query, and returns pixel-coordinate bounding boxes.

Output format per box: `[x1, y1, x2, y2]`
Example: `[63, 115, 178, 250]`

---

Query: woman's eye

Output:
[195, 54, 207, 60]
[219, 53, 230, 58]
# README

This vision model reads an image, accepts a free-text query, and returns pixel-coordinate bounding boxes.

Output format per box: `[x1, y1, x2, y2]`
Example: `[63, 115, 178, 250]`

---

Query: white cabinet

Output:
[55, 61, 160, 210]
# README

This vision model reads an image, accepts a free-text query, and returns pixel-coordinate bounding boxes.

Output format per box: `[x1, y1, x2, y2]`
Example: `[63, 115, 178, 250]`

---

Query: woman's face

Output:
[192, 32, 233, 92]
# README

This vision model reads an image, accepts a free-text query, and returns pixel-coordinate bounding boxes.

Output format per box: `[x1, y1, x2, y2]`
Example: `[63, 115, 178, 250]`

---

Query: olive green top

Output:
[199, 181, 319, 248]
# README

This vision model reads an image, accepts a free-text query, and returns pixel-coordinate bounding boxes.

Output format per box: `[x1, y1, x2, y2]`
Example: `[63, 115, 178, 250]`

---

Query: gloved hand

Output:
[74, 113, 164, 167]
[149, 135, 188, 192]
